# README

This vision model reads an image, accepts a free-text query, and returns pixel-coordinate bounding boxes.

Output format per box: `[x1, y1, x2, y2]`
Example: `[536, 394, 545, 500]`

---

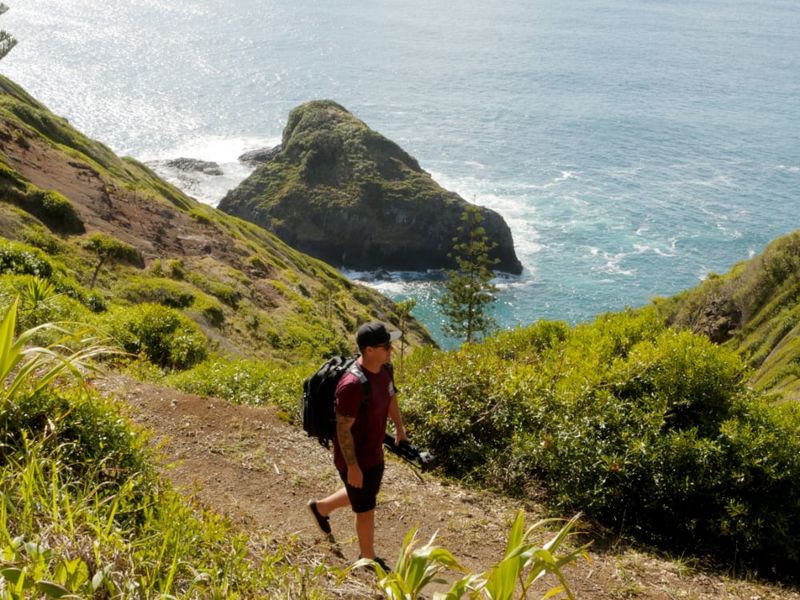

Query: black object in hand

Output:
[384, 433, 435, 471]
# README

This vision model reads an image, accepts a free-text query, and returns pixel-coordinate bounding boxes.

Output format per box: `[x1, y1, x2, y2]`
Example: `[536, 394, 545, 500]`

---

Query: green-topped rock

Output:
[218, 101, 523, 274]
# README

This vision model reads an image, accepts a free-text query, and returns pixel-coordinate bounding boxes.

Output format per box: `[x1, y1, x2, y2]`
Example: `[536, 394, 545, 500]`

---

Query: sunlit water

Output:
[3, 0, 798, 345]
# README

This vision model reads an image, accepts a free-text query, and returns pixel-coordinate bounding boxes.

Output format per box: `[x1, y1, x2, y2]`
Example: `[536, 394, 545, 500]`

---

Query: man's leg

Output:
[316, 487, 350, 516]
[355, 509, 376, 559]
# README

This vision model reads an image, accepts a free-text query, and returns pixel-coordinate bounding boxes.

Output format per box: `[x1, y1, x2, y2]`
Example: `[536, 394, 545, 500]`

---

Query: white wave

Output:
[777, 165, 800, 173]
[423, 170, 542, 271]
[632, 238, 678, 258]
[589, 248, 636, 277]
[142, 134, 281, 206]
[555, 170, 576, 182]
[140, 135, 281, 165]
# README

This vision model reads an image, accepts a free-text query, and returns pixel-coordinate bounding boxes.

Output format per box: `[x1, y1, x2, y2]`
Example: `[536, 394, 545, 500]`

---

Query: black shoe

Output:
[307, 500, 331, 534]
[359, 556, 392, 573]
[373, 557, 392, 573]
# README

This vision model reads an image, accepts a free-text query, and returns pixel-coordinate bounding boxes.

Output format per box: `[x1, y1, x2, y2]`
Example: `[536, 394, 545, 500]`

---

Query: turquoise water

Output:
[3, 0, 799, 344]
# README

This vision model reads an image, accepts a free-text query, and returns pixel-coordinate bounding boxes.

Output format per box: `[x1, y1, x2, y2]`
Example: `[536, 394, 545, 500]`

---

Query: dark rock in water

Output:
[219, 101, 523, 274]
[238, 145, 282, 166]
[163, 158, 223, 176]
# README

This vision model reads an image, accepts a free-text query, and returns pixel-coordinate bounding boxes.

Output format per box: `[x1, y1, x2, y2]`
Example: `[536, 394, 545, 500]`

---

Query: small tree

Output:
[395, 298, 416, 374]
[439, 206, 498, 344]
[84, 233, 142, 288]
[0, 3, 17, 61]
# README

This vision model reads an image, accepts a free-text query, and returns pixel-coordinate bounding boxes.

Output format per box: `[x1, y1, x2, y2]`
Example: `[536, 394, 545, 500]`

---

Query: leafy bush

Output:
[0, 274, 94, 333]
[167, 357, 308, 418]
[116, 276, 196, 308]
[35, 189, 83, 231]
[102, 304, 208, 369]
[400, 347, 538, 478]
[196, 297, 225, 327]
[0, 239, 53, 278]
[402, 309, 800, 577]
[0, 388, 153, 488]
[190, 276, 241, 307]
[20, 227, 64, 255]
[84, 232, 143, 268]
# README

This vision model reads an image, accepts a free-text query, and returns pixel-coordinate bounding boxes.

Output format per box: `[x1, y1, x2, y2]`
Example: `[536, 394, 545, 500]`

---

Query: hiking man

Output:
[308, 321, 406, 569]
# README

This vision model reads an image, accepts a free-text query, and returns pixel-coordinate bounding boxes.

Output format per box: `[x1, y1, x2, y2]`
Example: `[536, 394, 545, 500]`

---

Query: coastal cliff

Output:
[219, 101, 523, 274]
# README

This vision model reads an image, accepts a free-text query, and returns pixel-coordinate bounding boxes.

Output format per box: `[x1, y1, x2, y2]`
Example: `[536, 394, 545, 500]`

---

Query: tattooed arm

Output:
[337, 413, 363, 488]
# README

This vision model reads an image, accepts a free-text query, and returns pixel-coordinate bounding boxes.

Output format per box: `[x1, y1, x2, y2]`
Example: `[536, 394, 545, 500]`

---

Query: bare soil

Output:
[96, 374, 800, 600]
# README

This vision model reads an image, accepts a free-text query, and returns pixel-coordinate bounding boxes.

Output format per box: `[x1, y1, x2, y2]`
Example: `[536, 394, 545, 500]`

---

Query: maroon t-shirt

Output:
[333, 363, 395, 472]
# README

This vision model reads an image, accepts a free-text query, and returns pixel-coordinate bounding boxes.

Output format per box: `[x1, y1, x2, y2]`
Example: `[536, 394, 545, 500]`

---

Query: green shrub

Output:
[116, 277, 196, 308]
[402, 348, 538, 478]
[84, 232, 142, 267]
[0, 387, 153, 488]
[403, 310, 800, 577]
[102, 304, 208, 369]
[188, 207, 212, 224]
[0, 239, 53, 278]
[167, 358, 308, 418]
[166, 259, 185, 279]
[198, 278, 241, 307]
[265, 314, 351, 359]
[0, 274, 94, 333]
[197, 298, 225, 327]
[20, 227, 64, 254]
[35, 189, 83, 231]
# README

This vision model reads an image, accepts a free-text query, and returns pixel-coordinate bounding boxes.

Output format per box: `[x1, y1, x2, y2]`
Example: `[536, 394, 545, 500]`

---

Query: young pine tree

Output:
[439, 206, 498, 344]
[0, 4, 17, 61]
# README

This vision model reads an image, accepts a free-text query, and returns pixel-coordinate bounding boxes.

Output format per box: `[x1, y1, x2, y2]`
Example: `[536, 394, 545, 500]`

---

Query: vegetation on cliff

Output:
[0, 75, 434, 365]
[400, 309, 800, 579]
[660, 230, 800, 401]
[219, 100, 523, 274]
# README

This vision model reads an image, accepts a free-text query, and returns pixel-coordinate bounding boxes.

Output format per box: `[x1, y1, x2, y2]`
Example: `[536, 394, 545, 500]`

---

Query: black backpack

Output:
[301, 356, 367, 448]
[301, 356, 394, 448]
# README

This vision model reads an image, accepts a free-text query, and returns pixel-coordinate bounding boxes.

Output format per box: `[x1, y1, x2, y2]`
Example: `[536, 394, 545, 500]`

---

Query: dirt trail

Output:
[96, 375, 800, 600]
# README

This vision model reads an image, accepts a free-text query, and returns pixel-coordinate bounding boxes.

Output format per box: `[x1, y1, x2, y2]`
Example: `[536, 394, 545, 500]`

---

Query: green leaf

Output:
[0, 566, 23, 585]
[36, 580, 70, 598]
[91, 568, 105, 591]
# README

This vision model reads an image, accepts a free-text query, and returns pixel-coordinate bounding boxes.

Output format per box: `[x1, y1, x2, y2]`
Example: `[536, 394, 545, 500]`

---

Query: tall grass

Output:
[0, 299, 336, 598]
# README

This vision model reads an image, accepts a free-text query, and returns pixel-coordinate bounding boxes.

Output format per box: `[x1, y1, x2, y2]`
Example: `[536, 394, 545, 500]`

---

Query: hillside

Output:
[218, 100, 523, 274]
[0, 75, 434, 361]
[659, 231, 800, 401]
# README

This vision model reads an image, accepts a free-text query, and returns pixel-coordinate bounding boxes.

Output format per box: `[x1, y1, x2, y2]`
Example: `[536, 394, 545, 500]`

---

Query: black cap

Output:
[356, 321, 402, 348]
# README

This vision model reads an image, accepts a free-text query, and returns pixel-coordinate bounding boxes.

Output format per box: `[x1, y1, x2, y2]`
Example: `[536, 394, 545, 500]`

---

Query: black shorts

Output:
[338, 463, 385, 513]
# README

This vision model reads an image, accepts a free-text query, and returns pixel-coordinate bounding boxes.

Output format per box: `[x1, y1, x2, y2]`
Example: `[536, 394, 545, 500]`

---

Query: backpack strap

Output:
[385, 362, 397, 395]
[346, 360, 396, 407]
[347, 360, 370, 407]
[347, 360, 368, 384]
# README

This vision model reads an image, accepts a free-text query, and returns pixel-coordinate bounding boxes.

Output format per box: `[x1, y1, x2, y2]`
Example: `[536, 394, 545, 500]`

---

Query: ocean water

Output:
[3, 0, 799, 344]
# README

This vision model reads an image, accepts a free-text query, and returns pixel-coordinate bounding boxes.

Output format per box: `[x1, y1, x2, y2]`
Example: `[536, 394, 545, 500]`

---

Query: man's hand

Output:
[393, 429, 408, 446]
[347, 464, 364, 488]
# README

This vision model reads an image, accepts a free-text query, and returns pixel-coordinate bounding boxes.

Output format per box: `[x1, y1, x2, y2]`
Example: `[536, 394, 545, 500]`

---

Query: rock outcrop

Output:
[238, 145, 282, 167]
[162, 158, 223, 176]
[219, 101, 523, 274]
